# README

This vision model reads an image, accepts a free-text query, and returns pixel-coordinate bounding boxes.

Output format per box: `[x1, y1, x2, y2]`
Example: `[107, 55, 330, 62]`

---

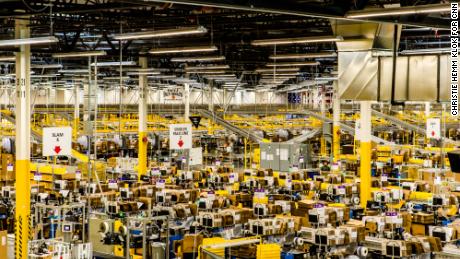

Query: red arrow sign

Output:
[54, 146, 61, 154]
[178, 139, 184, 148]
[431, 131, 435, 137]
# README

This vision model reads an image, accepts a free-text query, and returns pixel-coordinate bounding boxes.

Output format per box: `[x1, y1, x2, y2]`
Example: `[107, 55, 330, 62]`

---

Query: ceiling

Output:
[0, 0, 451, 91]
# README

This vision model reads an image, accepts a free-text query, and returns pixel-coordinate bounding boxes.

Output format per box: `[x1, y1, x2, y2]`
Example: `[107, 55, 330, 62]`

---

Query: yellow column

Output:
[332, 82, 340, 162]
[138, 57, 148, 179]
[14, 18, 31, 259]
[359, 101, 372, 208]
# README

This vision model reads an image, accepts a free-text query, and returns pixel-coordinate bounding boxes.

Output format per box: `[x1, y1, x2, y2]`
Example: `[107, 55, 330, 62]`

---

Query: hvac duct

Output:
[331, 20, 450, 102]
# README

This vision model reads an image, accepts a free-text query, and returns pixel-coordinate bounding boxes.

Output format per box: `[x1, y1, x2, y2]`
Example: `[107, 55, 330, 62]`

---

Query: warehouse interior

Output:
[0, 0, 458, 258]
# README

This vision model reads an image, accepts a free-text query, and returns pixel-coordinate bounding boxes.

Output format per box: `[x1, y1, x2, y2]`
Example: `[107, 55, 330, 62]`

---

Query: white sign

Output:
[164, 87, 183, 101]
[189, 147, 203, 166]
[426, 118, 441, 139]
[43, 127, 72, 156]
[169, 124, 192, 150]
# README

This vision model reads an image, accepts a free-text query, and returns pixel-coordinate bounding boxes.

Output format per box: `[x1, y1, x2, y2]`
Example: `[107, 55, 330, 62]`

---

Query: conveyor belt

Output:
[286, 129, 321, 144]
[372, 109, 460, 146]
[198, 109, 265, 143]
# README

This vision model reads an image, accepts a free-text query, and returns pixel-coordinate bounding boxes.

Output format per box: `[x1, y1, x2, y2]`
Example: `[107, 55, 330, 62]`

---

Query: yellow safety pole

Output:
[138, 57, 148, 180]
[14, 18, 31, 259]
[359, 101, 372, 208]
[73, 83, 80, 140]
[244, 138, 248, 169]
[332, 82, 340, 162]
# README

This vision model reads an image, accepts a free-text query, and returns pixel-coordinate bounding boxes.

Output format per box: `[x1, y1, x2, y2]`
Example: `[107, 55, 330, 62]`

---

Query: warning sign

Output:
[426, 118, 441, 140]
[43, 127, 72, 156]
[169, 124, 192, 150]
[164, 87, 183, 101]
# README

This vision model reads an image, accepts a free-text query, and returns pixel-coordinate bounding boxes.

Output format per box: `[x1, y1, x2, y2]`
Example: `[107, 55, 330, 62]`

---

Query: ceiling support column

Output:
[138, 57, 148, 180]
[184, 83, 190, 121]
[359, 101, 372, 208]
[14, 18, 31, 259]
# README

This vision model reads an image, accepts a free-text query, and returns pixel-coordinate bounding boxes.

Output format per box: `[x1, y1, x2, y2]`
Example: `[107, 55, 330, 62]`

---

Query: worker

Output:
[320, 161, 330, 171]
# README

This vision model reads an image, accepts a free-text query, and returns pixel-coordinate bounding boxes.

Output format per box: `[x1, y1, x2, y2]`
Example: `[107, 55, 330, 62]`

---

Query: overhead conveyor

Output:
[198, 109, 265, 143]
[286, 129, 321, 144]
[372, 109, 460, 146]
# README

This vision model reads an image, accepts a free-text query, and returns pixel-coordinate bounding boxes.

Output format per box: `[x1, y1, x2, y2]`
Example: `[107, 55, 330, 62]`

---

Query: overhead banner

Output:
[169, 124, 192, 150]
[164, 87, 183, 101]
[43, 127, 72, 156]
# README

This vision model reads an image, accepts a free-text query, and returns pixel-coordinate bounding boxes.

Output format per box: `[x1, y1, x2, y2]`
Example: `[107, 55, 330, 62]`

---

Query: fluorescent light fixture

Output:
[400, 48, 450, 55]
[266, 61, 319, 67]
[90, 61, 137, 66]
[31, 74, 60, 78]
[149, 46, 217, 54]
[171, 55, 225, 62]
[104, 76, 130, 80]
[147, 75, 177, 79]
[251, 36, 343, 46]
[186, 70, 227, 74]
[113, 26, 207, 40]
[346, 3, 450, 18]
[255, 68, 300, 73]
[32, 64, 63, 69]
[127, 71, 161, 76]
[186, 65, 229, 70]
[0, 56, 15, 62]
[260, 73, 300, 76]
[0, 36, 58, 47]
[269, 52, 337, 60]
[58, 69, 88, 74]
[52, 50, 106, 58]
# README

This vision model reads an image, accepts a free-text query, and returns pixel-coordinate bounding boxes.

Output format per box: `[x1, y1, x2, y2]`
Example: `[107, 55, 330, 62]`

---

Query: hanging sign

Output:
[164, 87, 183, 101]
[169, 124, 192, 150]
[426, 118, 441, 139]
[189, 147, 203, 166]
[43, 127, 72, 156]
[189, 116, 202, 129]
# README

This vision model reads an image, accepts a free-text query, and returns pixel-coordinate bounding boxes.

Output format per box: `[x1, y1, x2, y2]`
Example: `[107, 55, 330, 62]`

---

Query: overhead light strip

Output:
[90, 61, 137, 67]
[255, 68, 300, 73]
[346, 3, 450, 18]
[113, 26, 207, 40]
[0, 36, 58, 47]
[266, 62, 319, 67]
[52, 51, 106, 58]
[0, 56, 15, 62]
[149, 46, 218, 55]
[185, 65, 229, 70]
[252, 36, 343, 46]
[171, 55, 225, 62]
[269, 52, 337, 59]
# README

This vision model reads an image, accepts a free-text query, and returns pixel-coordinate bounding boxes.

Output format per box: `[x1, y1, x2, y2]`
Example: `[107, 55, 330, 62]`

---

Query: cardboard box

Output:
[411, 223, 427, 236]
[182, 234, 203, 253]
[1, 154, 15, 181]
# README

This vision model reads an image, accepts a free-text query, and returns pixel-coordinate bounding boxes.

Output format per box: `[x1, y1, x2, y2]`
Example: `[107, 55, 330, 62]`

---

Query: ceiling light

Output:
[186, 65, 229, 70]
[0, 36, 58, 47]
[315, 76, 338, 81]
[400, 48, 450, 55]
[269, 52, 337, 60]
[251, 36, 343, 46]
[52, 50, 106, 58]
[149, 46, 217, 55]
[113, 26, 207, 40]
[346, 3, 450, 18]
[127, 71, 161, 76]
[31, 74, 60, 78]
[104, 76, 130, 80]
[260, 73, 300, 76]
[171, 55, 225, 62]
[266, 62, 319, 67]
[32, 64, 63, 69]
[58, 69, 88, 74]
[90, 61, 137, 67]
[0, 56, 15, 62]
[186, 70, 227, 74]
[147, 75, 177, 79]
[255, 68, 300, 73]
